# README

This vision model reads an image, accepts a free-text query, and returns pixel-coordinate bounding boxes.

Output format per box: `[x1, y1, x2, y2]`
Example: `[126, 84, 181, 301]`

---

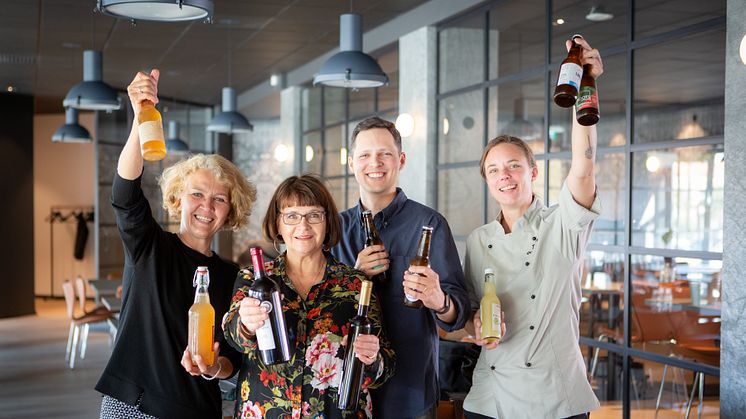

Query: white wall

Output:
[33, 113, 96, 297]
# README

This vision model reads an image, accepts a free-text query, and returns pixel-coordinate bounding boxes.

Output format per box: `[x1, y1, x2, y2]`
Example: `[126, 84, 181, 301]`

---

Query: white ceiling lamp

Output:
[314, 13, 388, 88]
[166, 120, 189, 153]
[740, 34, 746, 66]
[586, 5, 614, 22]
[52, 108, 92, 143]
[63, 50, 121, 111]
[96, 0, 213, 23]
[207, 24, 252, 134]
[395, 113, 415, 138]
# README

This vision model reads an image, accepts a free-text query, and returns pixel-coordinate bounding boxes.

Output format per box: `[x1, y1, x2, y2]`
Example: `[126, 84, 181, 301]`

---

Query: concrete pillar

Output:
[721, 0, 746, 416]
[398, 26, 437, 207]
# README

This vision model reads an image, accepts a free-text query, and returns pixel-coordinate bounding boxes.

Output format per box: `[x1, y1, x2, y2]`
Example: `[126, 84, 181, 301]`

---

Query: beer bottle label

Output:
[556, 63, 582, 89]
[576, 85, 599, 111]
[138, 120, 164, 144]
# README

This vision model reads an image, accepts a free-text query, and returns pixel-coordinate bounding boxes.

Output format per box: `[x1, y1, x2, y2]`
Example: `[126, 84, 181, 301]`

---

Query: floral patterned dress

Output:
[223, 252, 395, 419]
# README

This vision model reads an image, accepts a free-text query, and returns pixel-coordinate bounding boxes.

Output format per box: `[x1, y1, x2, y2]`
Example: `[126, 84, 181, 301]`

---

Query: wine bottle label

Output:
[255, 301, 276, 350]
[576, 85, 599, 111]
[556, 63, 582, 89]
[138, 120, 164, 144]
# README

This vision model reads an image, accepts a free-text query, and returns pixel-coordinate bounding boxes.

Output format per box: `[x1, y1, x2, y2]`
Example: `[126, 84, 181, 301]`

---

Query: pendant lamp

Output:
[97, 0, 213, 23]
[52, 108, 92, 143]
[63, 50, 121, 111]
[313, 13, 388, 88]
[166, 120, 190, 153]
[207, 87, 253, 134]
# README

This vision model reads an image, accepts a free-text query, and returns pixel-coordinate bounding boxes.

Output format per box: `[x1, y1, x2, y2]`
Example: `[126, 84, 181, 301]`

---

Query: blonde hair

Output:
[159, 154, 257, 231]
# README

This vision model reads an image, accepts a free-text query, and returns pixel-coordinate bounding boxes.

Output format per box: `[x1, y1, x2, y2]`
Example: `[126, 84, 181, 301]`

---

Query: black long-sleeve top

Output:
[95, 173, 241, 419]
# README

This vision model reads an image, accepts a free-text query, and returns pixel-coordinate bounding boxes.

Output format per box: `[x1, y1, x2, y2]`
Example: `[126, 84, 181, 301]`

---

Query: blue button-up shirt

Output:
[332, 188, 469, 418]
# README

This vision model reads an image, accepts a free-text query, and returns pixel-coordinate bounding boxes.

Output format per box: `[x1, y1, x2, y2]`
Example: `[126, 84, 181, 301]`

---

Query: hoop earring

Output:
[273, 237, 282, 254]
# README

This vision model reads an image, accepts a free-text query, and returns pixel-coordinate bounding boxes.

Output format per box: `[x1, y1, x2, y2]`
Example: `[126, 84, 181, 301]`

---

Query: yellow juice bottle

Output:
[188, 266, 215, 365]
[138, 99, 166, 161]
[480, 268, 502, 342]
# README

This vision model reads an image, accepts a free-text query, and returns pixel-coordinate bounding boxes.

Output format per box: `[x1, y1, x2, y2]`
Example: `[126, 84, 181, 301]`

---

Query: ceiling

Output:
[0, 0, 428, 112]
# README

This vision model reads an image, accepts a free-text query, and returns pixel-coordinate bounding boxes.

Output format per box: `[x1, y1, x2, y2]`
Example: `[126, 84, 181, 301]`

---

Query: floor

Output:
[0, 299, 109, 419]
[0, 299, 720, 419]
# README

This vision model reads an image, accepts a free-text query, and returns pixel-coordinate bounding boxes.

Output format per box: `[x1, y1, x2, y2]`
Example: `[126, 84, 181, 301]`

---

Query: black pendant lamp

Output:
[313, 13, 388, 88]
[97, 0, 213, 23]
[166, 120, 190, 153]
[52, 108, 92, 143]
[63, 50, 121, 111]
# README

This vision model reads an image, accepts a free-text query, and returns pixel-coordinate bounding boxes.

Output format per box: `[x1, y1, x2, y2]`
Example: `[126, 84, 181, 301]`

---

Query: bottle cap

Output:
[193, 266, 210, 287]
[484, 268, 494, 274]
[572, 34, 583, 40]
[421, 225, 433, 231]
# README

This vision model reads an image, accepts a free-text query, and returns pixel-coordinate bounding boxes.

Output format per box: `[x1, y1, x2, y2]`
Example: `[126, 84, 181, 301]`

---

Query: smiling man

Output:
[331, 116, 469, 419]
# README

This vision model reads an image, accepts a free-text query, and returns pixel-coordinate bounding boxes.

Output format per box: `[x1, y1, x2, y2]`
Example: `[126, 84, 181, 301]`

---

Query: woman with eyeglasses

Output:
[222, 174, 395, 418]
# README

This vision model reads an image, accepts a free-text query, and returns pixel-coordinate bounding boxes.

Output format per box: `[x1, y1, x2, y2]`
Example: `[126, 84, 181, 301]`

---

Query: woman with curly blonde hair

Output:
[96, 69, 257, 419]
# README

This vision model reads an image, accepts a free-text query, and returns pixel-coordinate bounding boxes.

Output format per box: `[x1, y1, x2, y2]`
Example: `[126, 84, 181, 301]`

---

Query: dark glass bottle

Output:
[337, 279, 374, 410]
[247, 247, 292, 365]
[361, 210, 387, 284]
[403, 226, 433, 309]
[553, 35, 583, 108]
[575, 64, 600, 126]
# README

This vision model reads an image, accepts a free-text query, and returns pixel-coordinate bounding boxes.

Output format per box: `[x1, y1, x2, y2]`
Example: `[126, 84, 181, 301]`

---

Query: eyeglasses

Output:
[280, 211, 326, 225]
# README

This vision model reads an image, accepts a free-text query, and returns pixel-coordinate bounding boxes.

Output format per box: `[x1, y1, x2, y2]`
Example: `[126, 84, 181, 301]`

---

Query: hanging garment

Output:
[74, 212, 89, 260]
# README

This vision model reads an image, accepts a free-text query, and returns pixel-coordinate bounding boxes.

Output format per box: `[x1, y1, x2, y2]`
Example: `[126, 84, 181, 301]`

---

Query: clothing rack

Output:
[46, 205, 94, 297]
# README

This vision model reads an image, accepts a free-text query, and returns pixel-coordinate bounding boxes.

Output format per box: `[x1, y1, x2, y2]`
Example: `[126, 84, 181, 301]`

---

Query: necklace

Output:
[288, 261, 326, 299]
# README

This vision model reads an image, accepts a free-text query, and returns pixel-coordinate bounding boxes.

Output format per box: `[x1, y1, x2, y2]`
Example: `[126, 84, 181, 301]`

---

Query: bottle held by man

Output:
[403, 226, 434, 309]
[138, 99, 166, 161]
[338, 280, 374, 410]
[188, 266, 215, 365]
[553, 35, 583, 108]
[247, 247, 292, 365]
[576, 64, 600, 126]
[362, 210, 387, 284]
[480, 268, 502, 343]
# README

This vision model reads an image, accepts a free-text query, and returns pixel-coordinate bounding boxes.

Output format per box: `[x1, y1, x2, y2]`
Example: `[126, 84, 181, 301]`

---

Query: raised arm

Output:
[567, 37, 603, 209]
[118, 69, 160, 180]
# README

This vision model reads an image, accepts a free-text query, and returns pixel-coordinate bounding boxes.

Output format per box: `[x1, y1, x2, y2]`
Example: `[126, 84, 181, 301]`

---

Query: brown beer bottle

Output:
[362, 210, 387, 284]
[553, 35, 583, 108]
[403, 225, 433, 309]
[575, 64, 599, 126]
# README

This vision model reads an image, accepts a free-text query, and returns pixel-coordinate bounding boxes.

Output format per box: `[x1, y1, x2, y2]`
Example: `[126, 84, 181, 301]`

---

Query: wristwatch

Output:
[433, 293, 450, 315]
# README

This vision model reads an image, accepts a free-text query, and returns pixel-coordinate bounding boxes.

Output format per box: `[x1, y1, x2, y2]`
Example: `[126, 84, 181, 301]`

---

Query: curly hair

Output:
[159, 154, 257, 231]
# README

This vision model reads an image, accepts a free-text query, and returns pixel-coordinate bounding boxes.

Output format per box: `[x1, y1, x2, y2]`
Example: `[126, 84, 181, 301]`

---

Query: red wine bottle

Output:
[247, 247, 291, 365]
[338, 279, 374, 410]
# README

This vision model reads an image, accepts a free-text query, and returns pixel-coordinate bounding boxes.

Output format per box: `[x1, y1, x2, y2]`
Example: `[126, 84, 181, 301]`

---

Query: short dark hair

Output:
[350, 116, 402, 154]
[262, 174, 342, 248]
[479, 135, 537, 178]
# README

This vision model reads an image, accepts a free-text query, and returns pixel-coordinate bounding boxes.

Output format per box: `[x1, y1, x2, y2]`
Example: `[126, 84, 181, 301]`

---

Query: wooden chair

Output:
[62, 280, 112, 369]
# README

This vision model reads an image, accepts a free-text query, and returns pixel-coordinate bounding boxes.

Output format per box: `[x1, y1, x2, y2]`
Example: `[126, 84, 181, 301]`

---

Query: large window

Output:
[437, 0, 724, 416]
[300, 46, 399, 210]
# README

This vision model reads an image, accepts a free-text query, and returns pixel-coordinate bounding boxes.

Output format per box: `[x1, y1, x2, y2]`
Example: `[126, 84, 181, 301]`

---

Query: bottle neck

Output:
[357, 280, 373, 316]
[251, 250, 267, 279]
[363, 214, 378, 242]
[415, 230, 432, 260]
[483, 274, 496, 294]
[141, 99, 154, 108]
[194, 283, 210, 303]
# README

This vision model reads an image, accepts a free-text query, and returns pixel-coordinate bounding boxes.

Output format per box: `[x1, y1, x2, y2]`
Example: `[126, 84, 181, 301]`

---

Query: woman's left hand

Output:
[352, 334, 380, 366]
[181, 341, 220, 376]
[403, 265, 445, 310]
